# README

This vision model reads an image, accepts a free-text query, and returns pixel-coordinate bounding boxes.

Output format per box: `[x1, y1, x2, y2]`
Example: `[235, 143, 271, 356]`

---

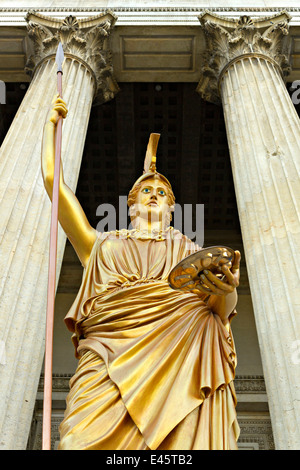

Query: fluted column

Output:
[197, 11, 300, 450]
[0, 11, 118, 450]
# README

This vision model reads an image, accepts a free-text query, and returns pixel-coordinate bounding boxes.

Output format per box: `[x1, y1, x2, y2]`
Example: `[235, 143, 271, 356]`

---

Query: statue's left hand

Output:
[198, 250, 241, 296]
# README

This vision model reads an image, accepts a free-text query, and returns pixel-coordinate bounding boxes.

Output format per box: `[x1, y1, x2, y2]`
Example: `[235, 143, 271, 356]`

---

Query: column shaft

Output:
[0, 56, 94, 449]
[220, 56, 300, 449]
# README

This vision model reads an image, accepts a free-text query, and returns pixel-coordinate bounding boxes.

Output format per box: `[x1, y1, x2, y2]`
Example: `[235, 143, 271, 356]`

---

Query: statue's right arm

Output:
[41, 96, 97, 268]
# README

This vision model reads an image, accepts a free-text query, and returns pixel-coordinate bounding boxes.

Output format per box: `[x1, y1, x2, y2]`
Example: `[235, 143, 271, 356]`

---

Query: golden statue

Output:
[41, 95, 241, 450]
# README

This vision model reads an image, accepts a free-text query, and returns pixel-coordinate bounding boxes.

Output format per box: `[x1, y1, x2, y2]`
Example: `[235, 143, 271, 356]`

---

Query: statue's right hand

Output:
[47, 94, 68, 125]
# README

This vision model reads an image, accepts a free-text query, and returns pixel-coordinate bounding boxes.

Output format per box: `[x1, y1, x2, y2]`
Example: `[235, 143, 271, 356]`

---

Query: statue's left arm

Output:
[200, 251, 241, 330]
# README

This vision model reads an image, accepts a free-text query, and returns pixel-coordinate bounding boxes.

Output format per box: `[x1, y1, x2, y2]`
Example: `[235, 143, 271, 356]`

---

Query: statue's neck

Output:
[131, 217, 169, 233]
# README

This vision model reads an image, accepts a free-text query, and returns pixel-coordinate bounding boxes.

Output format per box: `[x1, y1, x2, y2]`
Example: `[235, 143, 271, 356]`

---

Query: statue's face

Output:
[134, 177, 171, 226]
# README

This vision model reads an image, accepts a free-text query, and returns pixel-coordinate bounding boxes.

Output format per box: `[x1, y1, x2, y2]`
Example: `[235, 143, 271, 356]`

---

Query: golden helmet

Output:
[127, 133, 175, 207]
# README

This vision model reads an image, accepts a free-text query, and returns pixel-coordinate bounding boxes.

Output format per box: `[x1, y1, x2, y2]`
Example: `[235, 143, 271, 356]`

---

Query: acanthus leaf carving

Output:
[25, 11, 119, 105]
[197, 11, 292, 104]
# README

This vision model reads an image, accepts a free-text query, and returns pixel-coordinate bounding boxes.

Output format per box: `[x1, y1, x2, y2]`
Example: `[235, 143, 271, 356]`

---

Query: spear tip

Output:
[55, 42, 64, 73]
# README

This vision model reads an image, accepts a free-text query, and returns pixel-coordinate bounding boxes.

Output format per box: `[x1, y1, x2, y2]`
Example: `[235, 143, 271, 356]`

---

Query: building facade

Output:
[0, 2, 299, 450]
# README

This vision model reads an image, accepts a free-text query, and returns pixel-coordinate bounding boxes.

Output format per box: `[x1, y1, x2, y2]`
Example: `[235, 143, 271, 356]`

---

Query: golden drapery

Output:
[58, 228, 240, 450]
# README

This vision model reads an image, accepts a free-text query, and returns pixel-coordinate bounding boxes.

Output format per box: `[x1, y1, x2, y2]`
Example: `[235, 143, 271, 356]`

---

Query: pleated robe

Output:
[58, 228, 240, 450]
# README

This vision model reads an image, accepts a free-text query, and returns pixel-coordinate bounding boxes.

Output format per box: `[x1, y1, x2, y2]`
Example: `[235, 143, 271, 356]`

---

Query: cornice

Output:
[0, 7, 300, 13]
[0, 7, 300, 27]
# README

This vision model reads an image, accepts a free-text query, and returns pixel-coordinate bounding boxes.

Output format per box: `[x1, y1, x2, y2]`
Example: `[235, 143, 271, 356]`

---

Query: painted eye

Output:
[158, 190, 166, 196]
[142, 188, 150, 193]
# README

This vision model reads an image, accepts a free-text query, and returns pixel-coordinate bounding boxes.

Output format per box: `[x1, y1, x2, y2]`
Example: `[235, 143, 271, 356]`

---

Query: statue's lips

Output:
[147, 201, 159, 207]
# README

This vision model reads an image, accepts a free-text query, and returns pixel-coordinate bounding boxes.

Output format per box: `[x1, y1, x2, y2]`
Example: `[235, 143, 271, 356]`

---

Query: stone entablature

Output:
[0, 7, 299, 83]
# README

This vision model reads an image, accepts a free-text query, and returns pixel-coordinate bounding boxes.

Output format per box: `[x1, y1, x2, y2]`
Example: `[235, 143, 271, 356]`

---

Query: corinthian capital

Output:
[25, 10, 119, 104]
[197, 10, 292, 104]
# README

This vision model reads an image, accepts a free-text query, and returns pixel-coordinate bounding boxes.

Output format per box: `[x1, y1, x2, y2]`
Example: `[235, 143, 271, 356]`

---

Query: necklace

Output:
[121, 226, 173, 240]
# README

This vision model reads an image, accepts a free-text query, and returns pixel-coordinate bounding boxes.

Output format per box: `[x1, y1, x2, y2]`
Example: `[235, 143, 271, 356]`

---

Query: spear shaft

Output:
[42, 42, 64, 451]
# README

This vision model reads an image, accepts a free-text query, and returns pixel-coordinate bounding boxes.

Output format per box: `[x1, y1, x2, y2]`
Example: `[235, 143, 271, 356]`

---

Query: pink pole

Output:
[42, 65, 63, 451]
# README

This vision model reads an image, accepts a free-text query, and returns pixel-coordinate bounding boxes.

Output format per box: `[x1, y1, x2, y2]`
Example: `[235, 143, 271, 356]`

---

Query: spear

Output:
[42, 42, 64, 451]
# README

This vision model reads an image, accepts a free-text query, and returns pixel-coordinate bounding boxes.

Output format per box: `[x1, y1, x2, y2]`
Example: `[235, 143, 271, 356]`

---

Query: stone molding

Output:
[1, 6, 300, 13]
[237, 417, 275, 450]
[38, 374, 267, 394]
[25, 10, 119, 105]
[1, 7, 300, 28]
[197, 10, 292, 104]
